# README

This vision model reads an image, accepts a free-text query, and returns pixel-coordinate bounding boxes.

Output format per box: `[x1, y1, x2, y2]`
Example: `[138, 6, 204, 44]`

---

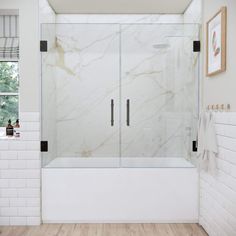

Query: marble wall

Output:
[41, 14, 200, 163]
[39, 0, 56, 24]
[120, 24, 198, 158]
[184, 0, 202, 24]
[54, 24, 120, 158]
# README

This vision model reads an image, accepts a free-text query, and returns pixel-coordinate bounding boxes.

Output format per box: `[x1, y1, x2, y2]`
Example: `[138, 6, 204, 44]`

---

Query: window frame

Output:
[0, 60, 19, 130]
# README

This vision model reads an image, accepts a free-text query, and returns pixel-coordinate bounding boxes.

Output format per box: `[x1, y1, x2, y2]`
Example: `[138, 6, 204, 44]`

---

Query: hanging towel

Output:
[197, 111, 218, 175]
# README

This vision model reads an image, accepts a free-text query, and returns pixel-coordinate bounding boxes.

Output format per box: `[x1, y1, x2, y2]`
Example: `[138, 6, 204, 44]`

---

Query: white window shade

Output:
[0, 15, 19, 60]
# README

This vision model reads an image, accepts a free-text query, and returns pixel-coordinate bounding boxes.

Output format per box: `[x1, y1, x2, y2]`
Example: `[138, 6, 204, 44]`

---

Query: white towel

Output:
[197, 111, 218, 175]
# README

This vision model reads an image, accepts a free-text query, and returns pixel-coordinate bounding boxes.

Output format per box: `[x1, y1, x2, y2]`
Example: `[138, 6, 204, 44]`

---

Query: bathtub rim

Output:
[43, 156, 196, 169]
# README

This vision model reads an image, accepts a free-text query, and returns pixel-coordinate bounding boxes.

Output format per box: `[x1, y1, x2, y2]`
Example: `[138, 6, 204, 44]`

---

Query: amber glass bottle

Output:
[6, 119, 14, 136]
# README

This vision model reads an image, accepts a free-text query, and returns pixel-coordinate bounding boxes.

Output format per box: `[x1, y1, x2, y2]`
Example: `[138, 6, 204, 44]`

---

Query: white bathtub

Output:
[42, 157, 199, 223]
[45, 157, 195, 168]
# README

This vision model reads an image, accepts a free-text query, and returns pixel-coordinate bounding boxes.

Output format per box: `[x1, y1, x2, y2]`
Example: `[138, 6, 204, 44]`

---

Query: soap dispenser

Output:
[14, 119, 20, 137]
[6, 119, 14, 136]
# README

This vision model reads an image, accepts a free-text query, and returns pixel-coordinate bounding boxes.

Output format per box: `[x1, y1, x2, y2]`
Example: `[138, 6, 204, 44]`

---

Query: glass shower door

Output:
[41, 23, 199, 168]
[120, 24, 200, 167]
[41, 24, 121, 168]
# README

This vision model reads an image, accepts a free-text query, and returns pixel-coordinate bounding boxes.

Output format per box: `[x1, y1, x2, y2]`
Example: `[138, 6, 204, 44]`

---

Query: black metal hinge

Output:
[41, 141, 48, 152]
[193, 41, 201, 52]
[192, 141, 198, 152]
[40, 41, 48, 52]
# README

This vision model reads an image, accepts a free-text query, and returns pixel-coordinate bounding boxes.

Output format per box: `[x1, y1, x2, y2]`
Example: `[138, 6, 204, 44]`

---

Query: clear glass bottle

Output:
[14, 119, 20, 137]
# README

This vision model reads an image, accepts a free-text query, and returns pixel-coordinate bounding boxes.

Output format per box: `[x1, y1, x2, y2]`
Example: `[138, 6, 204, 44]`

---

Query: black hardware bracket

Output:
[41, 141, 48, 152]
[192, 140, 198, 152]
[40, 41, 48, 52]
[193, 41, 201, 52]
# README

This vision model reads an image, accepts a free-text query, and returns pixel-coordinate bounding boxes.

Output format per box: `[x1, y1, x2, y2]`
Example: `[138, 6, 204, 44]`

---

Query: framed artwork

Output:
[206, 7, 227, 76]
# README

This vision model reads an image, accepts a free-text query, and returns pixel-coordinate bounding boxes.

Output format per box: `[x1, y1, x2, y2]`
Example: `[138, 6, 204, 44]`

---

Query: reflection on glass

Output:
[0, 62, 19, 93]
[0, 95, 18, 127]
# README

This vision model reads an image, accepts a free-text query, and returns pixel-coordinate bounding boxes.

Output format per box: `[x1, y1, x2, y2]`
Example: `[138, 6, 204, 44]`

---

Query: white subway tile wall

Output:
[199, 113, 236, 236]
[1, 110, 235, 229]
[0, 112, 41, 226]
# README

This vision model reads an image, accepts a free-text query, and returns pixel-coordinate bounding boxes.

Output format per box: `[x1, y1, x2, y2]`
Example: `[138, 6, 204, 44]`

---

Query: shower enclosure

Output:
[41, 22, 200, 222]
[41, 23, 200, 168]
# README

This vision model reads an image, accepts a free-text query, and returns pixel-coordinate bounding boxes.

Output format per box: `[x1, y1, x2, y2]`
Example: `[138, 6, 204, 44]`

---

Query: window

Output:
[0, 61, 19, 127]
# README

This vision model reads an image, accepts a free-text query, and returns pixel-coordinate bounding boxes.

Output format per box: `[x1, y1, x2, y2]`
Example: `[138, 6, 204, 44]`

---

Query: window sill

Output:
[0, 128, 20, 140]
[0, 136, 20, 140]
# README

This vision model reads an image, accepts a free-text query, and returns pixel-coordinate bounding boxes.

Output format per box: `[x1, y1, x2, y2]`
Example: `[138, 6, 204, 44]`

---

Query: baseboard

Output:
[42, 219, 199, 224]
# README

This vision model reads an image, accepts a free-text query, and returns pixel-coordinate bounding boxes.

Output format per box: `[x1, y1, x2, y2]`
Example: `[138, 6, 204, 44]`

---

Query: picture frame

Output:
[206, 7, 227, 76]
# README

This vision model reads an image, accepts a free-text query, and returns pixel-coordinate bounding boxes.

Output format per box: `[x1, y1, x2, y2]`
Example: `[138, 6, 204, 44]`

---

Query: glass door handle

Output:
[126, 99, 130, 126]
[111, 99, 114, 126]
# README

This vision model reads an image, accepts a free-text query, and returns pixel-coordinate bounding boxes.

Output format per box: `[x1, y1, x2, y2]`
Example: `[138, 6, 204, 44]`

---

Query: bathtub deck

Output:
[0, 223, 208, 236]
[45, 157, 194, 168]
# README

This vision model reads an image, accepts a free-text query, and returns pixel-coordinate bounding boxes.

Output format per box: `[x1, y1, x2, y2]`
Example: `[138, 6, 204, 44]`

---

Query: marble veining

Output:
[41, 14, 200, 162]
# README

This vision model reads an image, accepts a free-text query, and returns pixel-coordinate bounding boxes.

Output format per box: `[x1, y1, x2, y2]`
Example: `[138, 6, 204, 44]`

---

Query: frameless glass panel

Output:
[120, 24, 200, 168]
[41, 24, 120, 168]
[41, 23, 200, 168]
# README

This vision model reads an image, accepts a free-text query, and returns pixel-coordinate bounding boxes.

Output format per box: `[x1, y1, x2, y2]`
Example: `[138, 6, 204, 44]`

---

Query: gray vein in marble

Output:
[152, 126, 183, 156]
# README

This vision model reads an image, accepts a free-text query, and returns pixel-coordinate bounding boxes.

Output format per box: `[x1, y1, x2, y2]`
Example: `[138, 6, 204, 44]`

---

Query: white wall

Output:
[0, 0, 55, 226]
[199, 113, 236, 236]
[200, 2, 236, 233]
[0, 112, 41, 226]
[203, 0, 236, 111]
[1, 0, 40, 112]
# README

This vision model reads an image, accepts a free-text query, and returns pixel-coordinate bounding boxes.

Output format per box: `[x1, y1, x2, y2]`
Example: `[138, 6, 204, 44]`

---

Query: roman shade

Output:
[0, 15, 19, 60]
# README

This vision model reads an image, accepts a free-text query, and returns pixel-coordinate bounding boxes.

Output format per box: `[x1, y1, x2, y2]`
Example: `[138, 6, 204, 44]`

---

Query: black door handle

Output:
[111, 99, 114, 126]
[126, 99, 130, 126]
